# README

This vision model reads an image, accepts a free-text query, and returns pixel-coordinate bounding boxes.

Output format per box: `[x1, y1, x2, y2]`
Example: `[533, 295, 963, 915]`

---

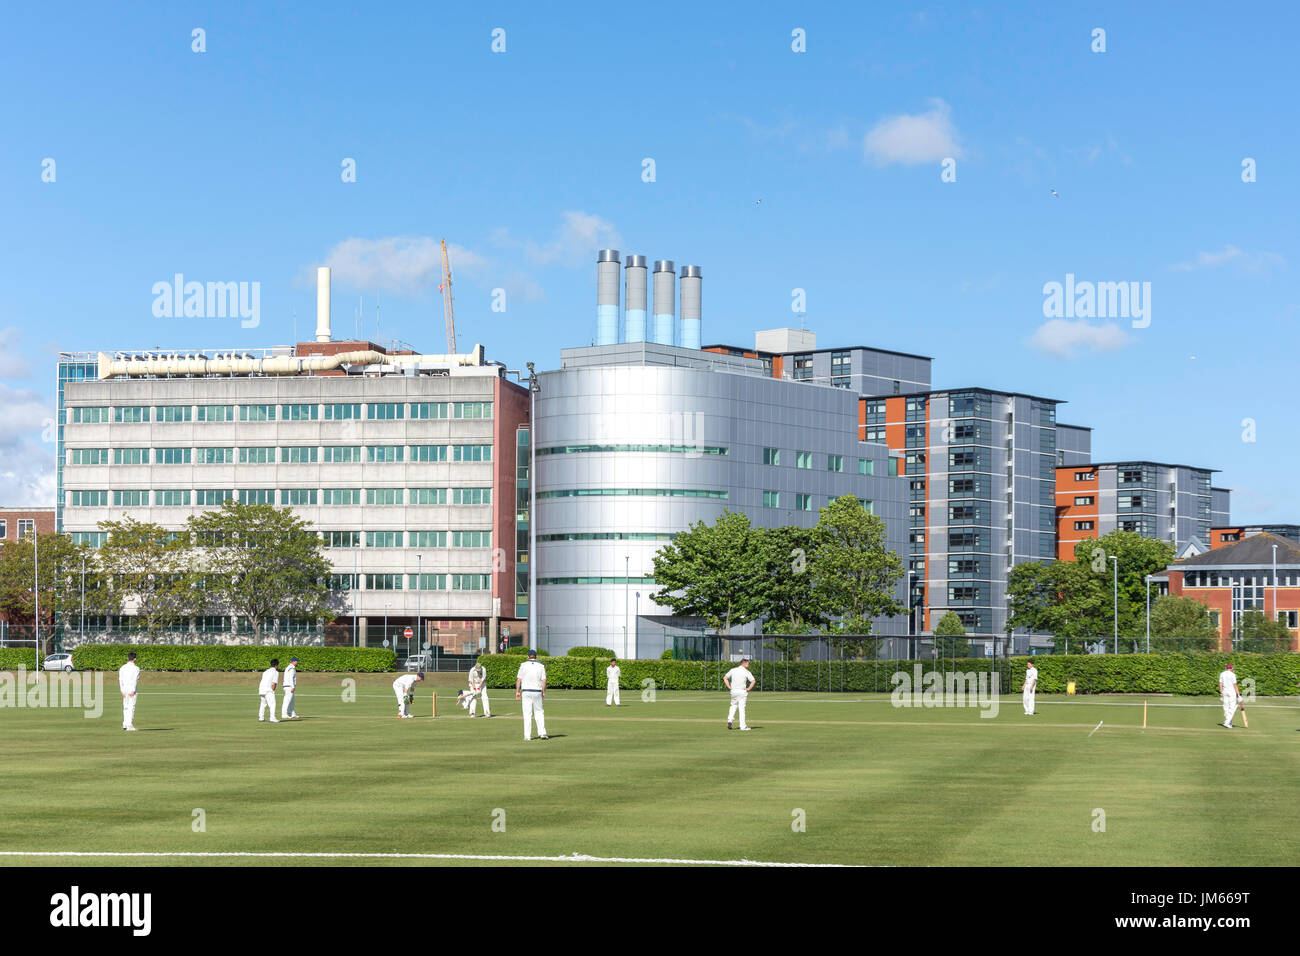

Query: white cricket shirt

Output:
[118, 661, 140, 694]
[283, 664, 297, 689]
[258, 667, 279, 695]
[1024, 666, 1038, 689]
[725, 666, 754, 695]
[1219, 670, 1238, 696]
[393, 674, 420, 694]
[606, 664, 620, 686]
[517, 660, 546, 691]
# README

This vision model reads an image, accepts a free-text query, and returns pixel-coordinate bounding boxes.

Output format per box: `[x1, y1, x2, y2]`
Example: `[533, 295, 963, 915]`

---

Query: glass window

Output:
[281, 404, 318, 421]
[156, 447, 191, 465]
[1074, 471, 1095, 482]
[365, 573, 403, 590]
[763, 491, 779, 508]
[763, 447, 780, 466]
[410, 402, 449, 420]
[238, 489, 275, 505]
[195, 489, 233, 506]
[365, 532, 403, 548]
[858, 458, 873, 475]
[451, 530, 491, 548]
[155, 490, 191, 507]
[240, 447, 274, 464]
[70, 448, 110, 465]
[69, 490, 109, 506]
[796, 451, 812, 469]
[367, 445, 405, 462]
[410, 488, 448, 505]
[323, 531, 360, 549]
[1074, 520, 1094, 530]
[453, 402, 493, 419]
[240, 405, 276, 422]
[114, 406, 150, 423]
[368, 403, 404, 420]
[324, 403, 362, 420]
[71, 406, 110, 423]
[281, 489, 318, 505]
[452, 487, 491, 505]
[197, 405, 235, 422]
[451, 574, 490, 590]
[409, 531, 447, 548]
[862, 426, 886, 443]
[827, 454, 843, 472]
[792, 354, 813, 380]
[322, 488, 362, 505]
[155, 405, 192, 422]
[1074, 496, 1094, 506]
[452, 445, 492, 462]
[281, 446, 319, 463]
[795, 493, 812, 511]
[366, 488, 403, 505]
[196, 447, 234, 464]
[113, 490, 149, 507]
[410, 445, 449, 462]
[408, 573, 447, 590]
[323, 446, 362, 463]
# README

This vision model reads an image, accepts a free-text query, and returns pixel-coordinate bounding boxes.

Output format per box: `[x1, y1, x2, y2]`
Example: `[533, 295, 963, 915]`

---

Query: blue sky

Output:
[1, 1, 1295, 519]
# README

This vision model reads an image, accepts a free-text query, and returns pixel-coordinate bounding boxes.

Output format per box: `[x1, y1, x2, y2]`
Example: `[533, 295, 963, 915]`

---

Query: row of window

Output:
[68, 444, 492, 464]
[537, 444, 728, 456]
[70, 402, 493, 424]
[761, 492, 875, 514]
[331, 573, 492, 591]
[67, 530, 491, 549]
[66, 487, 492, 507]
[1183, 571, 1300, 589]
[0, 519, 37, 540]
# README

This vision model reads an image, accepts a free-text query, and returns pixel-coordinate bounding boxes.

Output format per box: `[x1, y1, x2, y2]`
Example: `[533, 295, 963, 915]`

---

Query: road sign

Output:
[403, 627, 413, 639]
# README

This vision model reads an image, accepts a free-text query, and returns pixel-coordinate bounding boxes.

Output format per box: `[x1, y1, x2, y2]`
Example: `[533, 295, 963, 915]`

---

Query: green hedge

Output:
[501, 646, 549, 656]
[474, 652, 1300, 696]
[567, 646, 617, 658]
[71, 644, 396, 673]
[0, 648, 37, 669]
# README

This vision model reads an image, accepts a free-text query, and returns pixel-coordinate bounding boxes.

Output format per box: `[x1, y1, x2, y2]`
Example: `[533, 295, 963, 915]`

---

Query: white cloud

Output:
[863, 98, 962, 166]
[493, 211, 621, 268]
[0, 383, 55, 505]
[1169, 245, 1285, 273]
[0, 328, 32, 379]
[0, 383, 52, 446]
[1028, 319, 1131, 358]
[319, 237, 487, 296]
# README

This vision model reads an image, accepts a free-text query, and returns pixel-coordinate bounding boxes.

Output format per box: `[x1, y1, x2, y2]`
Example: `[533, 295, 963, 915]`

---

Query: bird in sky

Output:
[1050, 189, 1060, 198]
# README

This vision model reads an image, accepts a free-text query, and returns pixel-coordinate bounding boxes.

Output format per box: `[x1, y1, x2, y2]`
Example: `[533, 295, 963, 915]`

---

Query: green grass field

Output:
[3, 671, 1299, 866]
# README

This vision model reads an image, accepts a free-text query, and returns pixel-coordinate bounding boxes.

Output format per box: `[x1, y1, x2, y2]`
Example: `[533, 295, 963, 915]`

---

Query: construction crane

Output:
[439, 238, 456, 353]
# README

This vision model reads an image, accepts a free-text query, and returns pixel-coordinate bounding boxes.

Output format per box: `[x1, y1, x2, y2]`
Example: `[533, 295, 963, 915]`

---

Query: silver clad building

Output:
[533, 341, 908, 658]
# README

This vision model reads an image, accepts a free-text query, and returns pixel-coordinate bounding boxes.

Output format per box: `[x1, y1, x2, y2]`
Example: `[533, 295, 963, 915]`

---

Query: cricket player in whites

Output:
[1023, 659, 1039, 716]
[281, 656, 300, 719]
[515, 649, 548, 740]
[465, 659, 490, 717]
[605, 656, 621, 707]
[1219, 662, 1239, 729]
[393, 672, 424, 718]
[724, 654, 755, 730]
[119, 651, 140, 731]
[258, 659, 280, 723]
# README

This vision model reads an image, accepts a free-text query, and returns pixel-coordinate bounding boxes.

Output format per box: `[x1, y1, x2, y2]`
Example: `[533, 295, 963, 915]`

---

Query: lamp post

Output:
[635, 591, 640, 652]
[32, 529, 40, 670]
[352, 548, 358, 647]
[417, 552, 423, 661]
[1144, 575, 1152, 654]
[624, 554, 630, 657]
[384, 602, 391, 648]
[80, 555, 87, 639]
[526, 362, 538, 654]
[1110, 555, 1119, 654]
[1272, 543, 1279, 630]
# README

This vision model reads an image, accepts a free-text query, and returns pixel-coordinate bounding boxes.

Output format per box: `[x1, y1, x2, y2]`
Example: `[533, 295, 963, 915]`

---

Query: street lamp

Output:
[32, 529, 39, 671]
[80, 555, 87, 639]
[635, 591, 640, 652]
[416, 552, 423, 660]
[1110, 555, 1119, 654]
[1144, 574, 1152, 654]
[384, 602, 391, 648]
[1272, 543, 1279, 631]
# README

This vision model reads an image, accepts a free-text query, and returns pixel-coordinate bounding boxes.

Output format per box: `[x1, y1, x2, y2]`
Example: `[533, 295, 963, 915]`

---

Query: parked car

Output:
[404, 652, 432, 671]
[43, 653, 75, 672]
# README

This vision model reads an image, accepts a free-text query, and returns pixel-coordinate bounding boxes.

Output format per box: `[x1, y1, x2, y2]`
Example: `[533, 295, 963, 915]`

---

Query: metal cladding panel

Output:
[596, 251, 621, 346]
[652, 262, 675, 346]
[624, 256, 648, 343]
[679, 266, 701, 350]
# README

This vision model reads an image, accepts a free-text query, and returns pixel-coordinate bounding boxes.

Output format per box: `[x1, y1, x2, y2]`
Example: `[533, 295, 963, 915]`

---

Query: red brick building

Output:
[1164, 532, 1300, 651]
[0, 507, 55, 543]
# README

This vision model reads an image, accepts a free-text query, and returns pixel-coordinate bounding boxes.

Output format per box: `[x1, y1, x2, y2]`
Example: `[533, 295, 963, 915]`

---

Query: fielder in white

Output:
[515, 649, 548, 740]
[393, 672, 424, 718]
[281, 656, 300, 719]
[258, 659, 280, 723]
[465, 660, 490, 717]
[724, 655, 755, 730]
[1218, 662, 1239, 729]
[605, 656, 621, 707]
[118, 651, 140, 732]
[1023, 660, 1038, 716]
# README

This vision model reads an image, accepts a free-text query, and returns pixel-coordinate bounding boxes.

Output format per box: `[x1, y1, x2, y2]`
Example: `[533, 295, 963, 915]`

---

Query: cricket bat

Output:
[1239, 698, 1248, 728]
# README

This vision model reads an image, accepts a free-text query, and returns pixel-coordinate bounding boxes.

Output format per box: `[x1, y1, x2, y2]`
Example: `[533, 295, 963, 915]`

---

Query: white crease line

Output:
[0, 850, 847, 867]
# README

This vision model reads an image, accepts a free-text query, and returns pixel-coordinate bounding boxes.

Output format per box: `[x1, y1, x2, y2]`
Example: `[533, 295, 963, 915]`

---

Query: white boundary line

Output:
[0, 850, 846, 867]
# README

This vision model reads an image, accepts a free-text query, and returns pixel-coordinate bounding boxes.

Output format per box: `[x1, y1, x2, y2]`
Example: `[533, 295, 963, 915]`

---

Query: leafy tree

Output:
[811, 496, 905, 658]
[1234, 609, 1294, 653]
[1149, 595, 1219, 652]
[186, 502, 332, 640]
[759, 525, 826, 641]
[97, 518, 198, 633]
[1073, 531, 1176, 639]
[0, 532, 117, 630]
[651, 510, 769, 634]
[932, 610, 970, 658]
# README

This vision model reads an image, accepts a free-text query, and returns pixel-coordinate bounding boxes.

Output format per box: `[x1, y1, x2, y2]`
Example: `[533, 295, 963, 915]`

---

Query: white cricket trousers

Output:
[522, 691, 546, 739]
[469, 685, 490, 716]
[606, 681, 620, 706]
[281, 688, 296, 718]
[1023, 685, 1036, 715]
[728, 693, 749, 728]
[122, 693, 136, 729]
[258, 693, 277, 720]
[395, 688, 410, 717]
[1222, 693, 1238, 726]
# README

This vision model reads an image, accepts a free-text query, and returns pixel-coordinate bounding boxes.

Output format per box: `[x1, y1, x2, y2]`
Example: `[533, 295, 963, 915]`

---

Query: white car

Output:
[43, 653, 75, 672]
[404, 652, 432, 672]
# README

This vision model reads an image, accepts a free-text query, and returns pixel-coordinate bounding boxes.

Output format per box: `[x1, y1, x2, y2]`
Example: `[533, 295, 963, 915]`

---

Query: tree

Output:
[1149, 595, 1219, 652]
[651, 510, 770, 634]
[759, 525, 827, 649]
[932, 611, 970, 658]
[810, 496, 905, 643]
[0, 532, 116, 628]
[97, 518, 198, 633]
[1234, 609, 1294, 653]
[1073, 531, 1176, 640]
[186, 502, 332, 641]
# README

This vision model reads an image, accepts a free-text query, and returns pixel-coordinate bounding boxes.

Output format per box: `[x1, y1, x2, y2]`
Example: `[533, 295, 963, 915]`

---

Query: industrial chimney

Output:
[652, 260, 675, 346]
[596, 250, 621, 346]
[315, 267, 332, 343]
[679, 265, 701, 349]
[624, 255, 648, 343]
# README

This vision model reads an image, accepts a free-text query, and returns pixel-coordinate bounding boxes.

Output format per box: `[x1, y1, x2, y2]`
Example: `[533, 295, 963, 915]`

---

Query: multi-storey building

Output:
[56, 270, 529, 652]
[0, 507, 55, 543]
[1054, 461, 1228, 560]
[1210, 524, 1299, 548]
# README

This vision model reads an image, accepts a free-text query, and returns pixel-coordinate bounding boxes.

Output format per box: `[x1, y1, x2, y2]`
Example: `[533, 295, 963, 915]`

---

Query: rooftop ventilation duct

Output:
[596, 250, 621, 346]
[652, 261, 675, 346]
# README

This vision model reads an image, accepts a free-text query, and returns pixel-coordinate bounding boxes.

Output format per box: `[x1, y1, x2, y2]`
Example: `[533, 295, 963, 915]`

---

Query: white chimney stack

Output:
[315, 267, 332, 342]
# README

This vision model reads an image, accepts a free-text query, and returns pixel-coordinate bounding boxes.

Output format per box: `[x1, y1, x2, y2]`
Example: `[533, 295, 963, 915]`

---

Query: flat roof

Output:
[1056, 423, 1093, 431]
[862, 386, 1066, 404]
[702, 343, 933, 362]
[1083, 461, 1221, 473]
